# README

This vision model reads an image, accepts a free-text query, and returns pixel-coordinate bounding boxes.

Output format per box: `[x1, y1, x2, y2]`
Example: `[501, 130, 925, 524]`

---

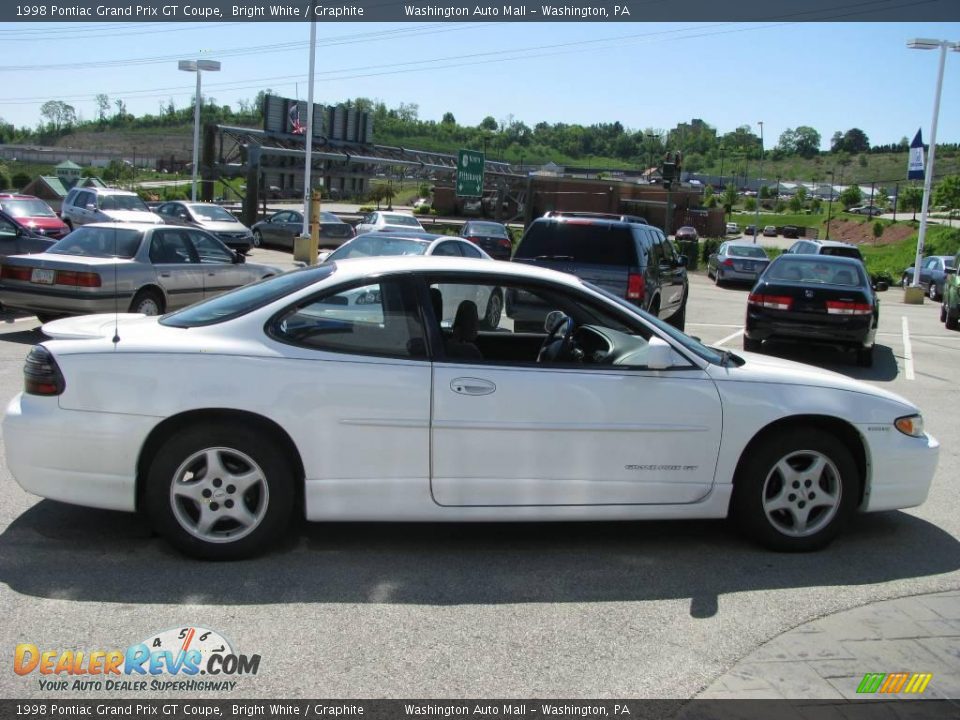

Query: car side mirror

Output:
[875, 281, 889, 292]
[232, 251, 245, 264]
[676, 255, 688, 268]
[86, 203, 97, 211]
[646, 337, 678, 370]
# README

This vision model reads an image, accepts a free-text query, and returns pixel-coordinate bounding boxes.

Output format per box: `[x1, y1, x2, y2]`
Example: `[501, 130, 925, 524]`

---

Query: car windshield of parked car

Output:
[326, 236, 427, 261]
[0, 198, 57, 218]
[728, 245, 768, 258]
[768, 258, 864, 286]
[382, 214, 421, 227]
[467, 222, 510, 238]
[161, 265, 335, 328]
[47, 226, 142, 258]
[189, 204, 238, 222]
[584, 282, 726, 365]
[98, 194, 150, 212]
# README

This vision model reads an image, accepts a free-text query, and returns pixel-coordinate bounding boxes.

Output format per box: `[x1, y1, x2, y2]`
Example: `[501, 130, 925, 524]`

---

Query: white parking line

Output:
[901, 316, 915, 380]
[713, 329, 745, 347]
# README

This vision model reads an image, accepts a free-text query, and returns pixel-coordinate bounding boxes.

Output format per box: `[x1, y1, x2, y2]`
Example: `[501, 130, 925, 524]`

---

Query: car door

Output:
[427, 274, 723, 506]
[185, 229, 249, 297]
[280, 211, 304, 248]
[263, 276, 431, 519]
[147, 228, 205, 308]
[73, 191, 97, 226]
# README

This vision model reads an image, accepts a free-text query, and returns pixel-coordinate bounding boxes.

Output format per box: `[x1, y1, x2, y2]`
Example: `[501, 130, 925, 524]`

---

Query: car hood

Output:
[709, 350, 916, 410]
[103, 210, 163, 224]
[21, 217, 69, 232]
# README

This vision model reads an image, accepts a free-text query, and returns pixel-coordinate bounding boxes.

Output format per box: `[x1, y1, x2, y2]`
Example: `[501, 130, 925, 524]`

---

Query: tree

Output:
[933, 175, 960, 218]
[114, 98, 127, 118]
[722, 183, 738, 217]
[795, 185, 808, 202]
[832, 128, 870, 154]
[441, 112, 456, 125]
[95, 94, 110, 123]
[788, 195, 803, 212]
[479, 116, 498, 131]
[39, 100, 77, 132]
[839, 185, 863, 210]
[777, 126, 821, 158]
[872, 221, 885, 244]
[899, 185, 924, 221]
[11, 172, 31, 190]
[744, 197, 757, 211]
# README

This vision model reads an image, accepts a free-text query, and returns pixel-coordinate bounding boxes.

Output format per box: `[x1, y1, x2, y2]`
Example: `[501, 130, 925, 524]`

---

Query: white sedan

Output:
[3, 256, 938, 559]
[353, 210, 424, 235]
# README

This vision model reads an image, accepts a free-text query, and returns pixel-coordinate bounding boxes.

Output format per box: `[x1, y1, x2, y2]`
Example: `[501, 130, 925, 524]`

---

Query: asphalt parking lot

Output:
[0, 256, 957, 700]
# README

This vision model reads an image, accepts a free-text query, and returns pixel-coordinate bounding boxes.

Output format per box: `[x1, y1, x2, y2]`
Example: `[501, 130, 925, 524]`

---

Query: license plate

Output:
[30, 268, 54, 285]
[741, 262, 754, 271]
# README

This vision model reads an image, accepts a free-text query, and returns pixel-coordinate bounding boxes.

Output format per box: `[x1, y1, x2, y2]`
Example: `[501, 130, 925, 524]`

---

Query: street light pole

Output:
[178, 58, 221, 202]
[907, 38, 960, 287]
[752, 121, 763, 244]
[301, 18, 316, 238]
[826, 170, 836, 238]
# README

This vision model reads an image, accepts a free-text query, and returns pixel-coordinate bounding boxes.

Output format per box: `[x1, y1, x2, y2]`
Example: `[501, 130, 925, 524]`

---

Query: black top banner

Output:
[4, 0, 960, 22]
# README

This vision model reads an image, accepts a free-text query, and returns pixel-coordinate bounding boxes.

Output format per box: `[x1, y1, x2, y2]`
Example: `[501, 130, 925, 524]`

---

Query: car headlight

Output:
[894, 414, 925, 437]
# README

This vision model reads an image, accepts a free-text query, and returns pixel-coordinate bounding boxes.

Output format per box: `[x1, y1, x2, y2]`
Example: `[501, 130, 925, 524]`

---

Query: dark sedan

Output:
[252, 210, 354, 250]
[743, 254, 886, 367]
[459, 220, 513, 260]
[706, 242, 770, 286]
[0, 209, 58, 258]
[900, 255, 954, 300]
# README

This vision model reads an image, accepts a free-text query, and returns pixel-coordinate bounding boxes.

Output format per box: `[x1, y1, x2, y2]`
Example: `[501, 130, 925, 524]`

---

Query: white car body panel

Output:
[2, 256, 939, 529]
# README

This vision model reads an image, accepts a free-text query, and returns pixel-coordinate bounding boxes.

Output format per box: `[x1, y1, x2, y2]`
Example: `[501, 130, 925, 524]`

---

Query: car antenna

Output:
[112, 225, 120, 346]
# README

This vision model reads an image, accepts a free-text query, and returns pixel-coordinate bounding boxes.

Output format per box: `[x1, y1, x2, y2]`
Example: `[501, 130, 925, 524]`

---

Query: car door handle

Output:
[160, 272, 171, 278]
[450, 377, 496, 396]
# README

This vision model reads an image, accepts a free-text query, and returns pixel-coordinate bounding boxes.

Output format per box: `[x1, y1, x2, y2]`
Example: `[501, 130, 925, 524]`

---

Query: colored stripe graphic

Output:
[857, 672, 932, 694]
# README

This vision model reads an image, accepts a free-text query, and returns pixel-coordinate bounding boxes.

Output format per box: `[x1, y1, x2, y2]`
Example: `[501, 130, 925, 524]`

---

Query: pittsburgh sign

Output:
[456, 149, 485, 198]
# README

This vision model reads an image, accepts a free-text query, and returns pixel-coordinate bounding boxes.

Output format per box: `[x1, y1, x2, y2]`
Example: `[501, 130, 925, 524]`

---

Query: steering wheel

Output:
[537, 313, 576, 363]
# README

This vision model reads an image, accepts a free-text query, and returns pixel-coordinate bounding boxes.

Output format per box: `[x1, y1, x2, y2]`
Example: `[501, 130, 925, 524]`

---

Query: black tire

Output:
[946, 304, 959, 331]
[252, 230, 263, 248]
[743, 336, 762, 352]
[941, 303, 947, 323]
[145, 423, 295, 560]
[714, 271, 723, 287]
[482, 289, 503, 330]
[731, 427, 859, 552]
[928, 282, 939, 301]
[668, 298, 687, 331]
[856, 346, 874, 368]
[900, 274, 909, 289]
[129, 288, 164, 316]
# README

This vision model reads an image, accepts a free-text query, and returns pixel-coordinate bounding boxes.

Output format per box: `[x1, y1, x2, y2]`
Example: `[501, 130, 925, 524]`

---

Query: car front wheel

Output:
[946, 302, 959, 330]
[146, 424, 295, 560]
[928, 282, 939, 301]
[732, 428, 859, 552]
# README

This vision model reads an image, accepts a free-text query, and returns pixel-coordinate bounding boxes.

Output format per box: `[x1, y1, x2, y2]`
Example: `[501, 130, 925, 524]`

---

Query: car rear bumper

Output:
[716, 268, 763, 282]
[0, 287, 134, 316]
[745, 310, 874, 348]
[3, 393, 155, 512]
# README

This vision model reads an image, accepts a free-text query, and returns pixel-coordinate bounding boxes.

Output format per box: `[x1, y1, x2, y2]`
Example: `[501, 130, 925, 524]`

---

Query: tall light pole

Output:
[302, 19, 317, 238]
[752, 121, 763, 244]
[826, 170, 836, 238]
[907, 38, 960, 287]
[178, 58, 220, 202]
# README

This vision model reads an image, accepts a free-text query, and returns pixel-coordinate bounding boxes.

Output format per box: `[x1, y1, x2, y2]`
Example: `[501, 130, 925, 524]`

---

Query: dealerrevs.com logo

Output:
[14, 627, 260, 692]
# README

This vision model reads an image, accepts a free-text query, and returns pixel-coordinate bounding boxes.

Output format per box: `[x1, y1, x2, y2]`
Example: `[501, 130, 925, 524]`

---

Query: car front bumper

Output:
[859, 427, 939, 512]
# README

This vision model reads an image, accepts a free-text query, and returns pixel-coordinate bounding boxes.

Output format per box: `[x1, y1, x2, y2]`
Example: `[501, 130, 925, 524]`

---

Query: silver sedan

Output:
[0, 223, 280, 322]
[706, 242, 771, 286]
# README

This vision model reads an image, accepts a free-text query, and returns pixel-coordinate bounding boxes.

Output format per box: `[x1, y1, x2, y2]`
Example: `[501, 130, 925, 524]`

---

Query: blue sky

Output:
[2, 21, 959, 150]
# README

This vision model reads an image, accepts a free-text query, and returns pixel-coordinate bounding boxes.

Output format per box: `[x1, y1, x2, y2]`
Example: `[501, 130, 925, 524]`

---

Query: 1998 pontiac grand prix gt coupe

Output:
[3, 256, 938, 559]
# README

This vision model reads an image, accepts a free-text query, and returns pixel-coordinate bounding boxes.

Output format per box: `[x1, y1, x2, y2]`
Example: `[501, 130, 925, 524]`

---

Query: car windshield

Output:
[47, 226, 142, 258]
[728, 245, 767, 258]
[326, 236, 428, 261]
[0, 198, 57, 218]
[189, 204, 238, 222]
[98, 194, 150, 212]
[585, 282, 726, 365]
[161, 265, 335, 327]
[382, 214, 421, 227]
[467, 222, 509, 238]
[768, 258, 864, 286]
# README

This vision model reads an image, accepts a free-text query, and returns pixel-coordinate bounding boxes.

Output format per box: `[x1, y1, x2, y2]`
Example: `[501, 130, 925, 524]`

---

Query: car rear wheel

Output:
[946, 303, 959, 331]
[732, 428, 858, 552]
[714, 270, 723, 287]
[928, 282, 939, 301]
[743, 336, 762, 352]
[252, 230, 262, 248]
[668, 296, 687, 331]
[129, 288, 164, 316]
[482, 289, 503, 330]
[145, 424, 295, 560]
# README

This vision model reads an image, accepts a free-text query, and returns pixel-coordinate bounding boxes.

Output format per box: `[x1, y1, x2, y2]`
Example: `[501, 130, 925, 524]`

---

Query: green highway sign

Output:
[456, 149, 485, 198]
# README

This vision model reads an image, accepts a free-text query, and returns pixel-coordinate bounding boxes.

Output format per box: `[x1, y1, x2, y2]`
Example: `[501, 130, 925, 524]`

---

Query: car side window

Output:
[273, 212, 291, 223]
[149, 229, 194, 264]
[432, 241, 463, 257]
[661, 237, 678, 265]
[188, 230, 234, 264]
[0, 216, 18, 238]
[157, 203, 173, 216]
[649, 231, 665, 266]
[270, 278, 426, 360]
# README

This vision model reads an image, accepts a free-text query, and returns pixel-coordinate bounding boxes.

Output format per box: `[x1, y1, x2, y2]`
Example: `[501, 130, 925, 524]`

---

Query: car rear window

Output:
[383, 214, 421, 227]
[515, 222, 638, 266]
[467, 222, 509, 238]
[47, 226, 143, 258]
[161, 265, 335, 327]
[326, 236, 428, 261]
[820, 246, 863, 260]
[768, 258, 865, 286]
[728, 245, 767, 258]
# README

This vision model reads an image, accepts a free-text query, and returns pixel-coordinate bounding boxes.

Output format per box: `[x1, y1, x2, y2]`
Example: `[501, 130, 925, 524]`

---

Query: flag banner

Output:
[908, 129, 925, 180]
[288, 102, 305, 135]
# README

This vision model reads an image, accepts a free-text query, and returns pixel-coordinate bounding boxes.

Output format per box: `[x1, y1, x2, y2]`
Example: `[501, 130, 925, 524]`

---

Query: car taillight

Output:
[1, 265, 33, 282]
[748, 293, 794, 310]
[24, 346, 65, 396]
[55, 270, 101, 287]
[627, 272, 645, 300]
[825, 300, 872, 315]
[722, 258, 735, 267]
[465, 236, 480, 244]
[498, 239, 512, 250]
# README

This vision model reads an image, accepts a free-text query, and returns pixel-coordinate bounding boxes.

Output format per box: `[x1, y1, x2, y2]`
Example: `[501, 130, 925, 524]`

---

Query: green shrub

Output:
[357, 205, 374, 213]
[11, 172, 30, 190]
[414, 205, 432, 214]
[701, 238, 722, 263]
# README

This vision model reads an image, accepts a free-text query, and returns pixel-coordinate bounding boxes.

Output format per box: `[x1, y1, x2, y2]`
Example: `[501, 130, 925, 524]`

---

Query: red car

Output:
[0, 194, 70, 239]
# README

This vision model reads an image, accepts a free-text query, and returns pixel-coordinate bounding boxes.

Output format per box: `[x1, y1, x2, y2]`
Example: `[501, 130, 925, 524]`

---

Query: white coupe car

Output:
[3, 256, 938, 559]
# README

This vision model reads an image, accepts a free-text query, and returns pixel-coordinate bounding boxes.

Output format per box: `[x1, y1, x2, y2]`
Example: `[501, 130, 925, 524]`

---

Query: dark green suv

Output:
[939, 253, 960, 329]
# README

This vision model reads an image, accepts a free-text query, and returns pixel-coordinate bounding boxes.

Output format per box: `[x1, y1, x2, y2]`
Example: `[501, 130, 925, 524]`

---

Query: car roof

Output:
[0, 193, 38, 200]
[364, 230, 445, 241]
[81, 187, 139, 196]
[776, 253, 863, 266]
[814, 239, 858, 248]
[71, 222, 157, 231]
